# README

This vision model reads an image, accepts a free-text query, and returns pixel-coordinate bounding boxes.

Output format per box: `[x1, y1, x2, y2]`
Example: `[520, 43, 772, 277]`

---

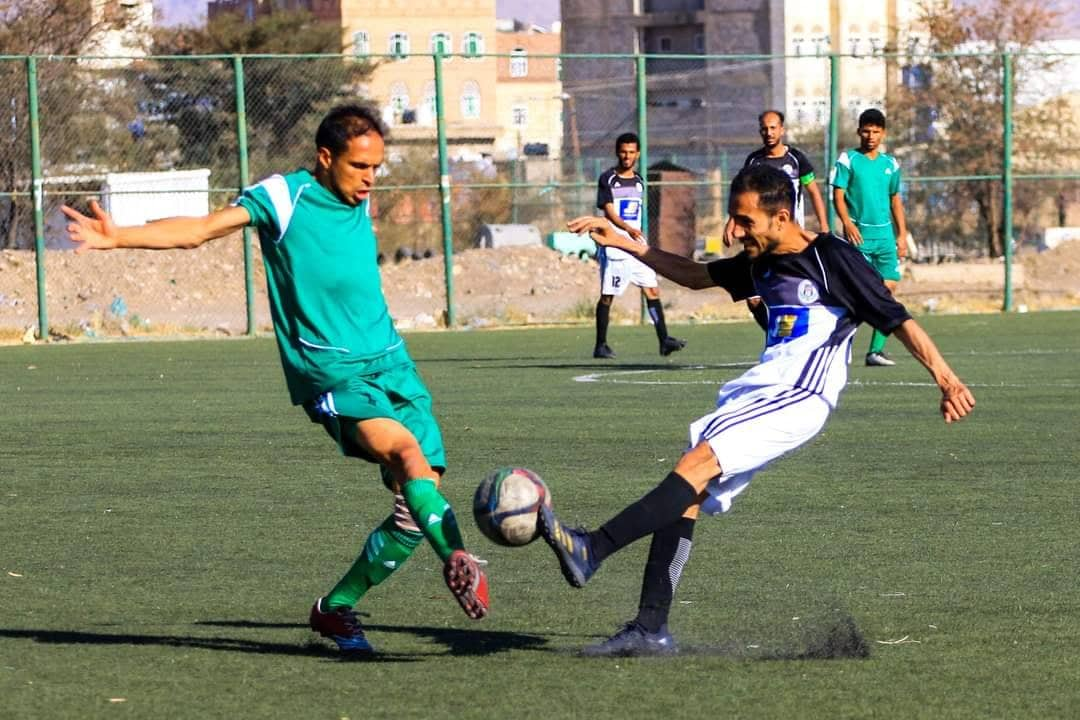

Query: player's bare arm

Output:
[891, 319, 975, 423]
[602, 202, 645, 242]
[568, 216, 713, 289]
[891, 193, 908, 259]
[832, 188, 863, 245]
[62, 200, 251, 254]
[806, 180, 829, 232]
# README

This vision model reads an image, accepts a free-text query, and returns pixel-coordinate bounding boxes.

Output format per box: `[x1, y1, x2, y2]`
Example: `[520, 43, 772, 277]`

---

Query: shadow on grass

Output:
[0, 621, 551, 662]
[473, 362, 757, 373]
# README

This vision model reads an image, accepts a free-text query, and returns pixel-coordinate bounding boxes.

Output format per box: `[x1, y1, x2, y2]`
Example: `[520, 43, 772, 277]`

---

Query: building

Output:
[207, 0, 342, 24]
[784, 0, 926, 131]
[494, 23, 563, 160]
[341, 0, 500, 159]
[82, 0, 155, 63]
[559, 0, 785, 171]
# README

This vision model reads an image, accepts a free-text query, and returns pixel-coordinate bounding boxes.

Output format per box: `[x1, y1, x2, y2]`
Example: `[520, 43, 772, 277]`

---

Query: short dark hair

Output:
[729, 164, 796, 217]
[615, 132, 639, 151]
[758, 109, 785, 125]
[858, 108, 886, 129]
[315, 104, 386, 155]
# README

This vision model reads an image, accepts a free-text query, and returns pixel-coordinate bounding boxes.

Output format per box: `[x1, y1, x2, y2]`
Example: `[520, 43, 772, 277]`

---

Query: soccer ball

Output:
[473, 467, 552, 547]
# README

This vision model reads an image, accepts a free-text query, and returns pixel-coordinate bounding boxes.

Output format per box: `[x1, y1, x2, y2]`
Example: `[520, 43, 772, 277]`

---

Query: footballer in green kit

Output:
[831, 108, 909, 367]
[62, 105, 489, 657]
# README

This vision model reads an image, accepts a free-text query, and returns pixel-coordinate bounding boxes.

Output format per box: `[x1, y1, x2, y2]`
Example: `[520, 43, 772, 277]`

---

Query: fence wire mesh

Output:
[2, 51, 1080, 338]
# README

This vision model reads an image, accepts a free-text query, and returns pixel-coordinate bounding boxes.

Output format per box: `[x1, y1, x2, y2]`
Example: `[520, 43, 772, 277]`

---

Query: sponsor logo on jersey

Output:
[767, 306, 810, 345]
[619, 199, 641, 222]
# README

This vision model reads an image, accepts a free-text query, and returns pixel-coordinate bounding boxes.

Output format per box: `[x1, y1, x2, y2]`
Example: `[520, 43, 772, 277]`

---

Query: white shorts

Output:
[687, 386, 831, 515]
[599, 252, 658, 296]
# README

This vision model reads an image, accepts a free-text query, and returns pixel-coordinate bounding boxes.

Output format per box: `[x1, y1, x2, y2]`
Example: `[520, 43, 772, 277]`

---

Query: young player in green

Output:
[61, 104, 489, 657]
[830, 108, 909, 367]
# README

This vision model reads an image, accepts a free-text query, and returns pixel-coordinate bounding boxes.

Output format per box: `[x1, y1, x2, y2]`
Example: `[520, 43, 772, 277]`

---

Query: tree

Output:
[144, 9, 373, 187]
[0, 0, 116, 248]
[893, 0, 1069, 258]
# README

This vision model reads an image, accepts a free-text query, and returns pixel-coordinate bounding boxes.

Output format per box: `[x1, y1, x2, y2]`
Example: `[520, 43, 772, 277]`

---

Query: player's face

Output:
[857, 124, 885, 153]
[318, 132, 385, 206]
[728, 191, 784, 259]
[758, 114, 784, 149]
[616, 142, 639, 172]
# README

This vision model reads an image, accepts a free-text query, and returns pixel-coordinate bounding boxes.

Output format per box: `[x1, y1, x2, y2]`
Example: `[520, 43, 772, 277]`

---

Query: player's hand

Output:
[628, 227, 645, 243]
[61, 200, 119, 253]
[897, 236, 908, 260]
[939, 380, 975, 423]
[843, 221, 863, 246]
[568, 216, 621, 247]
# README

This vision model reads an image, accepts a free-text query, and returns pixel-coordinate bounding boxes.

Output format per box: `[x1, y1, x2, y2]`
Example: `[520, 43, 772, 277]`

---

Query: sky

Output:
[152, 0, 560, 28]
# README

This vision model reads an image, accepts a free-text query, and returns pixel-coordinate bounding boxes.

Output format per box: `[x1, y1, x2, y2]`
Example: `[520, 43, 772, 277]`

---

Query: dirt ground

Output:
[2, 238, 1080, 342]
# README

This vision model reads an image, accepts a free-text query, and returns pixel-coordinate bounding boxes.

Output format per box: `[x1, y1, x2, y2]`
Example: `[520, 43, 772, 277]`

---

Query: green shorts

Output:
[857, 237, 902, 282]
[303, 362, 447, 486]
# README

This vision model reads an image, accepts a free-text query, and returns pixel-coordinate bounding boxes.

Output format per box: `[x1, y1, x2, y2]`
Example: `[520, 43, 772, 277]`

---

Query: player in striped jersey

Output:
[539, 164, 974, 657]
[61, 105, 489, 657]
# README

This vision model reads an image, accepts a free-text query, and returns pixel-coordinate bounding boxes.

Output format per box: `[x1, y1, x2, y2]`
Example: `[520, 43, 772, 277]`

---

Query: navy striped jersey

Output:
[596, 168, 645, 260]
[706, 233, 910, 407]
[744, 146, 816, 225]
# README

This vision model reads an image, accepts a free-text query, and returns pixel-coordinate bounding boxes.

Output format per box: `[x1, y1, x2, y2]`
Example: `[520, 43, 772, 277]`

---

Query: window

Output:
[792, 37, 805, 56]
[511, 104, 528, 127]
[389, 81, 409, 123]
[352, 30, 369, 57]
[461, 81, 481, 119]
[694, 33, 704, 53]
[419, 81, 437, 126]
[510, 48, 528, 78]
[389, 32, 410, 59]
[463, 31, 484, 57]
[658, 36, 672, 52]
[431, 31, 451, 57]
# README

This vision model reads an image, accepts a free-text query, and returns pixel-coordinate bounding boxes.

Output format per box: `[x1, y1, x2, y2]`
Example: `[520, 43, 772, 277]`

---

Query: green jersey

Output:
[236, 169, 406, 405]
[830, 149, 901, 242]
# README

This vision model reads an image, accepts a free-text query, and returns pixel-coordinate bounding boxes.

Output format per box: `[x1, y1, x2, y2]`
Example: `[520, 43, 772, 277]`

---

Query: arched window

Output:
[461, 81, 481, 119]
[431, 31, 451, 58]
[389, 82, 409, 122]
[419, 81, 437, 126]
[389, 32, 410, 59]
[463, 31, 484, 57]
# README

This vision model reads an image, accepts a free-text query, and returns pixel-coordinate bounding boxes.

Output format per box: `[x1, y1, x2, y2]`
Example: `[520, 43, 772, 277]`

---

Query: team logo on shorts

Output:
[797, 279, 819, 304]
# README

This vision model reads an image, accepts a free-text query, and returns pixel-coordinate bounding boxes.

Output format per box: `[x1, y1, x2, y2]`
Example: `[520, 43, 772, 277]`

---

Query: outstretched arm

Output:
[892, 318, 975, 423]
[62, 200, 251, 254]
[568, 216, 714, 289]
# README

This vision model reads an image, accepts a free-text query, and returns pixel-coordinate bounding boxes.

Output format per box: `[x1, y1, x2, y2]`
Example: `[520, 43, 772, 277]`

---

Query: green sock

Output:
[869, 329, 888, 354]
[401, 478, 465, 561]
[325, 515, 423, 609]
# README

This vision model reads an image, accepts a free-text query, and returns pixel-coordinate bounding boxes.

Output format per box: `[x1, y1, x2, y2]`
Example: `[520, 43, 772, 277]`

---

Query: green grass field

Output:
[2, 312, 1079, 719]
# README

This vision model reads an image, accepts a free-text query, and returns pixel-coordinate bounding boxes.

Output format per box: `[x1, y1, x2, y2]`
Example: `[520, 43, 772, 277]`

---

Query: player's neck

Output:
[859, 147, 880, 159]
[764, 143, 787, 158]
[616, 166, 636, 178]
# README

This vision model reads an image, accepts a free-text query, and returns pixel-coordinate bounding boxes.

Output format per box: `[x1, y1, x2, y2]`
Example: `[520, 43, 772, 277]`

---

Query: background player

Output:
[541, 164, 974, 657]
[831, 108, 909, 366]
[724, 109, 829, 330]
[61, 104, 488, 657]
[593, 132, 686, 359]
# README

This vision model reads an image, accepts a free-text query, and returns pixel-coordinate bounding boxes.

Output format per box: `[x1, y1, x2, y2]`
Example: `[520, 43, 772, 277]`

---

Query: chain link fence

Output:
[2, 50, 1079, 338]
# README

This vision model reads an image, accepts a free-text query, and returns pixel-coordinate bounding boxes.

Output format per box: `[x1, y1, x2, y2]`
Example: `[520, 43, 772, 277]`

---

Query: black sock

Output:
[749, 300, 769, 332]
[636, 516, 696, 633]
[646, 298, 669, 340]
[595, 300, 610, 347]
[589, 472, 697, 562]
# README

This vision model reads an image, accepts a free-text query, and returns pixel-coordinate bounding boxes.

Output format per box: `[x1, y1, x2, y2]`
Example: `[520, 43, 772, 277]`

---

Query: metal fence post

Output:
[1001, 51, 1014, 312]
[27, 56, 47, 339]
[434, 51, 455, 327]
[233, 54, 256, 335]
[826, 52, 841, 231]
[636, 53, 648, 324]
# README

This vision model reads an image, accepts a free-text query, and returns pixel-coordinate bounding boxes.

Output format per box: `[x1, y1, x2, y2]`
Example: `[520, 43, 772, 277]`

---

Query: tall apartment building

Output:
[339, 0, 500, 158]
[784, 0, 925, 131]
[494, 25, 563, 159]
[559, 0, 785, 169]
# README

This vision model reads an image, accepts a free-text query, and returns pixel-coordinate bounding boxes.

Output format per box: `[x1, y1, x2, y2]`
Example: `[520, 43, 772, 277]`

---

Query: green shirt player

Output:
[61, 105, 489, 656]
[831, 108, 909, 367]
